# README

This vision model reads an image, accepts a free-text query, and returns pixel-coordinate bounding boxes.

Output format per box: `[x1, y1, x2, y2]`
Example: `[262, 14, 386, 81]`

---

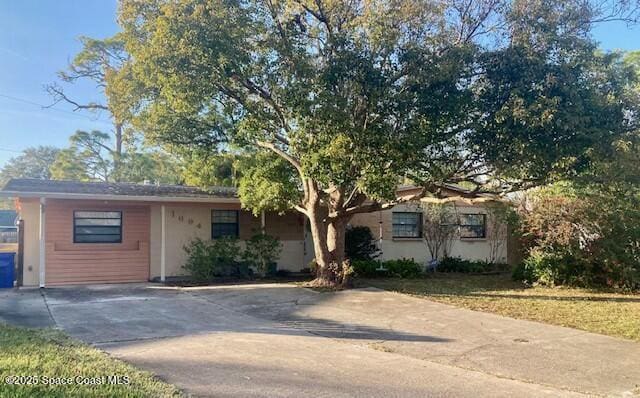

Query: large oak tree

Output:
[117, 0, 639, 286]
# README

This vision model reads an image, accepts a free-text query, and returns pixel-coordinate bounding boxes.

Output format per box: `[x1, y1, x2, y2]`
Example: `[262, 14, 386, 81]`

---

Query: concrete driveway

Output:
[8, 283, 640, 397]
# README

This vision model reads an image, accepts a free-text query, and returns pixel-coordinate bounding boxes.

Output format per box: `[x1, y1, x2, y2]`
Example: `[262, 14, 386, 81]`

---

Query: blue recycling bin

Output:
[0, 252, 15, 288]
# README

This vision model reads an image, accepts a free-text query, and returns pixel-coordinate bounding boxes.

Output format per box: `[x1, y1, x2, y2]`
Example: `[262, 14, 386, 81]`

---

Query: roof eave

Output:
[0, 191, 240, 203]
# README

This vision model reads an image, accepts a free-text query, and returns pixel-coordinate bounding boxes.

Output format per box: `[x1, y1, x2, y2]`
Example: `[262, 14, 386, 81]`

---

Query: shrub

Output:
[512, 248, 639, 289]
[384, 258, 422, 278]
[512, 251, 561, 285]
[242, 233, 282, 276]
[438, 257, 508, 273]
[511, 262, 534, 283]
[274, 269, 291, 277]
[183, 237, 245, 281]
[352, 258, 422, 278]
[516, 185, 640, 289]
[351, 259, 387, 278]
[345, 226, 380, 260]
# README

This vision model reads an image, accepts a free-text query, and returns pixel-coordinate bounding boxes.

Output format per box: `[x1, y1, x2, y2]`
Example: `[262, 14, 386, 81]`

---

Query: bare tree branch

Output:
[45, 84, 109, 112]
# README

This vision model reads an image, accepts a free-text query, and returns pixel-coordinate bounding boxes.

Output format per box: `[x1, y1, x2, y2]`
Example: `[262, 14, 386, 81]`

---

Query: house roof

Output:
[0, 178, 238, 203]
[0, 210, 17, 227]
[1, 178, 492, 205]
[396, 183, 494, 199]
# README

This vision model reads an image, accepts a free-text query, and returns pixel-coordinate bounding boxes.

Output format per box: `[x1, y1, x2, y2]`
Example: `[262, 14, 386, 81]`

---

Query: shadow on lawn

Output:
[362, 275, 640, 303]
[461, 292, 640, 303]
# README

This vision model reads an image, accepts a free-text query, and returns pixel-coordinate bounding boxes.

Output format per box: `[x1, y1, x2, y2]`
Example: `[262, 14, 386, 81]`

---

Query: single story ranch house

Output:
[0, 178, 513, 287]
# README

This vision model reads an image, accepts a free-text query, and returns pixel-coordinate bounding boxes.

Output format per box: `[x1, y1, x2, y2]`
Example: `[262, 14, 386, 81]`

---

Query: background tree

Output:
[180, 151, 238, 187]
[0, 146, 60, 184]
[0, 146, 60, 209]
[118, 0, 639, 287]
[119, 151, 183, 185]
[512, 49, 640, 288]
[50, 130, 183, 184]
[46, 35, 134, 179]
[51, 130, 113, 182]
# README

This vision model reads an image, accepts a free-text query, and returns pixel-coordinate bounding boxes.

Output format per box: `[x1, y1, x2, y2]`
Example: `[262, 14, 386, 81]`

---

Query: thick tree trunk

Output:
[307, 212, 351, 288]
[300, 181, 354, 288]
[327, 218, 347, 264]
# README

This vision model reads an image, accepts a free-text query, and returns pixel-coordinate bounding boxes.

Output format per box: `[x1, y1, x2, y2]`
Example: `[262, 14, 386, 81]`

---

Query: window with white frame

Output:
[459, 214, 486, 239]
[392, 212, 422, 238]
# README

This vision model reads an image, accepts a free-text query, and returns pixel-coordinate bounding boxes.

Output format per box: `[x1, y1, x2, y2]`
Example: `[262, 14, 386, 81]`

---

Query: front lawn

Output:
[0, 324, 181, 397]
[358, 274, 640, 342]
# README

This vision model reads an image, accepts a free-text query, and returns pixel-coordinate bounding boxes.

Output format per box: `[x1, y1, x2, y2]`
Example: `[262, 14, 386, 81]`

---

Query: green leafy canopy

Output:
[117, 0, 640, 215]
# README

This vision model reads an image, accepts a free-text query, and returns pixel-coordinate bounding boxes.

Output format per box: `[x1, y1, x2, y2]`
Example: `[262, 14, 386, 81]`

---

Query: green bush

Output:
[515, 186, 640, 290]
[512, 249, 639, 289]
[345, 226, 380, 260]
[242, 233, 282, 276]
[352, 258, 422, 278]
[438, 257, 508, 273]
[183, 237, 247, 281]
[351, 259, 385, 278]
[511, 262, 534, 283]
[384, 258, 422, 278]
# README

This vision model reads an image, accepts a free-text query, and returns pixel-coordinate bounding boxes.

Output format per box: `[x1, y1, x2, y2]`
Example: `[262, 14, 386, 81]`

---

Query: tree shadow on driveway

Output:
[271, 314, 450, 342]
[43, 283, 451, 344]
[181, 284, 452, 343]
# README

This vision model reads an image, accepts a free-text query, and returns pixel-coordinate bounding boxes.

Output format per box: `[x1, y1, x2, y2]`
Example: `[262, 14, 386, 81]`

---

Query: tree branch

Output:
[294, 204, 308, 216]
[256, 140, 303, 176]
[231, 75, 290, 133]
[45, 84, 109, 112]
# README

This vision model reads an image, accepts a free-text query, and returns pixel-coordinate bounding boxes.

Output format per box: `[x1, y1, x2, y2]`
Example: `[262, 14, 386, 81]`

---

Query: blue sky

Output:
[0, 1, 639, 168]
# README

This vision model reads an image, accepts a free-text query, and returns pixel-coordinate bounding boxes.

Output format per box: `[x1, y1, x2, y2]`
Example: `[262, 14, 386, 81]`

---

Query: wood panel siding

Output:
[44, 199, 150, 285]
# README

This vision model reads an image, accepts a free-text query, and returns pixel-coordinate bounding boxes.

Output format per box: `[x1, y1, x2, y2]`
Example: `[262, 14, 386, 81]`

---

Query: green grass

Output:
[358, 274, 640, 342]
[0, 324, 182, 398]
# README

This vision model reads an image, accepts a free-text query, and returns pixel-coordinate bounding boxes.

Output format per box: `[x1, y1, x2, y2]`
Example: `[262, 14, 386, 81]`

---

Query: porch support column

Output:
[38, 197, 46, 288]
[160, 205, 166, 282]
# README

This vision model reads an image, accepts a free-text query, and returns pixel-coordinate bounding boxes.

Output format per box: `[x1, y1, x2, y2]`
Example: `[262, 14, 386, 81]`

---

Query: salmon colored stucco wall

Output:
[16, 198, 307, 285]
[43, 199, 150, 285]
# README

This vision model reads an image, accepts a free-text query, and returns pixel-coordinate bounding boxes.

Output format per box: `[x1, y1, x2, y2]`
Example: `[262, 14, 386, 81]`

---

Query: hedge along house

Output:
[0, 179, 513, 287]
[0, 179, 308, 287]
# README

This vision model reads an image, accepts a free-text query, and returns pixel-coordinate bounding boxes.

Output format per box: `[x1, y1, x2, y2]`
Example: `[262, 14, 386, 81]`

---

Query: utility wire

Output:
[0, 92, 112, 123]
[0, 147, 23, 154]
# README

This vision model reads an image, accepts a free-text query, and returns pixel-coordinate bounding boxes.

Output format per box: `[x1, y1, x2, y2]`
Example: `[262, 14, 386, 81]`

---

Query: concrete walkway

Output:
[3, 283, 639, 397]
